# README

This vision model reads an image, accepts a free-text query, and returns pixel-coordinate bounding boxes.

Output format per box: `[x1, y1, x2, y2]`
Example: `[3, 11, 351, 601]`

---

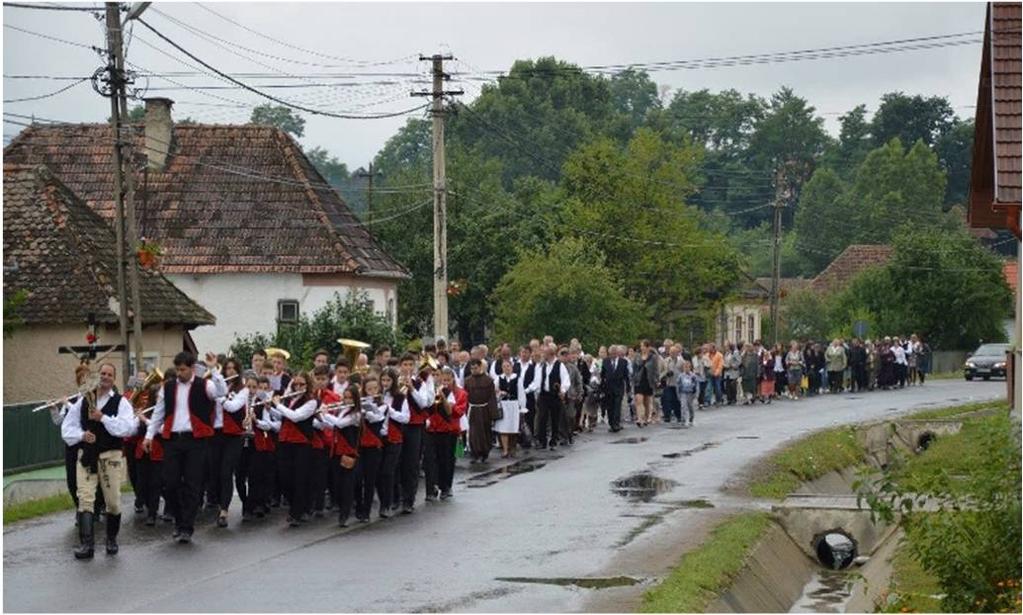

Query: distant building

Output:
[3, 165, 214, 403]
[4, 98, 409, 352]
[808, 244, 894, 295]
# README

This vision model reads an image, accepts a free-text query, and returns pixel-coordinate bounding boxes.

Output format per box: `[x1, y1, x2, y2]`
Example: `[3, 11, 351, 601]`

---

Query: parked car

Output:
[964, 343, 1010, 380]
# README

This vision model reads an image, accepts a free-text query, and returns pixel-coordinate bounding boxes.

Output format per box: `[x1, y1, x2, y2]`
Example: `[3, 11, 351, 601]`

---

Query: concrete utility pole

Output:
[355, 162, 380, 226]
[768, 164, 789, 347]
[103, 2, 131, 387]
[412, 54, 462, 341]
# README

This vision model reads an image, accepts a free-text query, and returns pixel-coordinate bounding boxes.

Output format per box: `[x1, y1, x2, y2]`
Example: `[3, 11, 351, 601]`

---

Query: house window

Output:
[277, 299, 300, 325]
[748, 314, 756, 343]
[735, 317, 743, 341]
[387, 298, 395, 326]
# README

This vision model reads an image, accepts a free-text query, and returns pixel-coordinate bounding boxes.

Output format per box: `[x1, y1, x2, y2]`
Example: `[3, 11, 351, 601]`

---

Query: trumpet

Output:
[31, 373, 101, 413]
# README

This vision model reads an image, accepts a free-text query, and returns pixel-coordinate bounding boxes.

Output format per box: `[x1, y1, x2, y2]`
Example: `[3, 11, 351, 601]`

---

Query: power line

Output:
[2, 76, 88, 103]
[3, 22, 104, 52]
[134, 17, 431, 121]
[3, 2, 103, 11]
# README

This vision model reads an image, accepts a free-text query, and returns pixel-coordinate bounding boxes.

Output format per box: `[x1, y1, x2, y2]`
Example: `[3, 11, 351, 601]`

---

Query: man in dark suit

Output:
[600, 345, 629, 432]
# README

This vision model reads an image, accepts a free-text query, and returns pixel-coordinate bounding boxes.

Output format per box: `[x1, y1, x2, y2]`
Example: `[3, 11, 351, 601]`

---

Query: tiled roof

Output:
[753, 277, 811, 298]
[1004, 260, 1019, 295]
[992, 2, 1022, 204]
[3, 123, 409, 277]
[3, 164, 215, 326]
[810, 244, 894, 294]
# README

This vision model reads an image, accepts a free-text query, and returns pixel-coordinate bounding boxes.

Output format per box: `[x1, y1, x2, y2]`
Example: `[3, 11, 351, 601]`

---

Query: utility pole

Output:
[412, 54, 462, 341]
[103, 2, 131, 388]
[768, 163, 792, 347]
[355, 162, 381, 226]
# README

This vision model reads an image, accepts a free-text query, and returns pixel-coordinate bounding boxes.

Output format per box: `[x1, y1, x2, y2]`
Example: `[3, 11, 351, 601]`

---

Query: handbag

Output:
[339, 454, 357, 470]
[490, 402, 504, 422]
[801, 375, 809, 390]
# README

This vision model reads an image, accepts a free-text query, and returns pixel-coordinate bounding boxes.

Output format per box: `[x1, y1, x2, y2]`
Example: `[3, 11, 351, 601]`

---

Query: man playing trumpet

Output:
[61, 362, 138, 559]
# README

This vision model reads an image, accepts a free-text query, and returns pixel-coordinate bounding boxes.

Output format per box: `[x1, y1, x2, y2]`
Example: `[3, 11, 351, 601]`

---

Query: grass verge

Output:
[640, 512, 771, 613]
[748, 426, 862, 499]
[880, 539, 944, 613]
[902, 399, 1004, 421]
[3, 492, 75, 524]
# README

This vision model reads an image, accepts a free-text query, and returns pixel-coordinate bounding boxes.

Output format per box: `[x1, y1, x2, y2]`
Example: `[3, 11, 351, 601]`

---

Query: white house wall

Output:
[167, 272, 397, 353]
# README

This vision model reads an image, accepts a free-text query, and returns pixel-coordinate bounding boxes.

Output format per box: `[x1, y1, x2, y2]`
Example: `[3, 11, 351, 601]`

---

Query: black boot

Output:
[74, 511, 95, 560]
[105, 513, 121, 555]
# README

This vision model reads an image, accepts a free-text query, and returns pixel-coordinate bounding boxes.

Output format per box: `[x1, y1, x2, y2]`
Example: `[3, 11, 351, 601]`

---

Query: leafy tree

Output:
[871, 92, 954, 149]
[560, 128, 739, 329]
[374, 118, 432, 177]
[796, 138, 949, 273]
[305, 146, 350, 186]
[934, 118, 975, 207]
[779, 289, 833, 342]
[229, 290, 401, 369]
[831, 227, 1012, 349]
[249, 104, 305, 138]
[606, 68, 661, 140]
[492, 238, 648, 349]
[3, 289, 27, 338]
[821, 104, 873, 175]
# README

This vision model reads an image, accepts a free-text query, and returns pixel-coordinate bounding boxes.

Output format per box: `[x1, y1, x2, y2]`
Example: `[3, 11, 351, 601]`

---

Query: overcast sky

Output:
[3, 2, 985, 168]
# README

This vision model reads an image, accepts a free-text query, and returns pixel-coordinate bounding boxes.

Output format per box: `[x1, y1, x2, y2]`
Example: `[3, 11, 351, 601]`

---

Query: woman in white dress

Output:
[492, 358, 523, 458]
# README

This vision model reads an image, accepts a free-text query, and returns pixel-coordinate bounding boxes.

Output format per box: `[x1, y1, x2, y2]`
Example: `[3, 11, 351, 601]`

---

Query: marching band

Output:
[50, 342, 471, 558]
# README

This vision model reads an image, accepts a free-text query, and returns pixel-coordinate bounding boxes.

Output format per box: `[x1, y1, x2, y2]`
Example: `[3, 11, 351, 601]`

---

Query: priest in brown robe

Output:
[463, 359, 498, 464]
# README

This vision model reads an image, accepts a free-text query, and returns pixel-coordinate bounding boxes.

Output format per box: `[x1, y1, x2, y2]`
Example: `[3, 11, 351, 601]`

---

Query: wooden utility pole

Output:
[355, 162, 380, 226]
[104, 2, 132, 387]
[412, 54, 462, 341]
[768, 164, 792, 347]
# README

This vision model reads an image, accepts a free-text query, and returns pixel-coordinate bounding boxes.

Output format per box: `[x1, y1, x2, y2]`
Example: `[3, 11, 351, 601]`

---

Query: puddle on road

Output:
[462, 456, 561, 488]
[661, 442, 721, 459]
[610, 437, 648, 444]
[496, 576, 642, 589]
[611, 472, 678, 502]
[736, 436, 760, 440]
[668, 499, 715, 509]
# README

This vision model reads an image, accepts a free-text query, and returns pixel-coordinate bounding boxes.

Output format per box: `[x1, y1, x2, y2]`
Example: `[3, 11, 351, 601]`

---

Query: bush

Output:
[229, 290, 403, 370]
[857, 411, 1022, 612]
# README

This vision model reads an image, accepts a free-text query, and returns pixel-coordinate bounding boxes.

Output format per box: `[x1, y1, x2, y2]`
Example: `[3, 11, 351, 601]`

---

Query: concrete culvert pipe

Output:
[814, 530, 857, 570]
[916, 432, 936, 452]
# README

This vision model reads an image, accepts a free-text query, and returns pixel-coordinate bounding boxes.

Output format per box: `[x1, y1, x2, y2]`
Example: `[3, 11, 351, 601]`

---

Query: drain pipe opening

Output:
[814, 530, 857, 570]
[916, 432, 936, 453]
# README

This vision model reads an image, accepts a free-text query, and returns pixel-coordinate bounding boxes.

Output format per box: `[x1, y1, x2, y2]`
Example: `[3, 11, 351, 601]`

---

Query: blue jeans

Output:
[661, 387, 681, 422]
[710, 376, 723, 404]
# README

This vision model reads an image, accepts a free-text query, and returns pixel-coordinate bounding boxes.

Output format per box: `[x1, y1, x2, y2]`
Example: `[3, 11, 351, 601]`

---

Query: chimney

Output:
[143, 97, 174, 171]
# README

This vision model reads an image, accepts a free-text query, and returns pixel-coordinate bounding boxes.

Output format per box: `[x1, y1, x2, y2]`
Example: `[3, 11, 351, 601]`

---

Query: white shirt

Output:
[410, 375, 436, 409]
[383, 392, 411, 425]
[62, 390, 138, 446]
[332, 379, 349, 397]
[526, 360, 570, 395]
[272, 397, 318, 423]
[893, 345, 908, 365]
[146, 372, 227, 439]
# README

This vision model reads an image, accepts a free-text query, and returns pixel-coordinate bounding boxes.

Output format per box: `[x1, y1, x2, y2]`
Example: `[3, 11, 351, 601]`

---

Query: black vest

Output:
[162, 377, 214, 436]
[80, 392, 123, 470]
[539, 361, 561, 394]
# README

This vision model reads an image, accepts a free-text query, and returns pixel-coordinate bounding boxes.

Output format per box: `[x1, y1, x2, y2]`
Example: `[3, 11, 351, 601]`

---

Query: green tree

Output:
[249, 104, 305, 138]
[793, 167, 850, 272]
[492, 238, 648, 349]
[374, 118, 432, 177]
[3, 289, 27, 338]
[229, 290, 401, 369]
[871, 92, 954, 149]
[607, 68, 661, 140]
[780, 288, 833, 341]
[305, 146, 350, 186]
[935, 118, 975, 207]
[560, 128, 739, 329]
[821, 104, 873, 175]
[831, 227, 1012, 349]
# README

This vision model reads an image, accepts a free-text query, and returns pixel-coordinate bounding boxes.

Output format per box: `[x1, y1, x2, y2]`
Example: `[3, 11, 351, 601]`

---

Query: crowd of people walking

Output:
[48, 331, 932, 558]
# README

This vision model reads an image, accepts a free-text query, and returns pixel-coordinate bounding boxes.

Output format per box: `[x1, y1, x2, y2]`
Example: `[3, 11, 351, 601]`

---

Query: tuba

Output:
[337, 338, 371, 374]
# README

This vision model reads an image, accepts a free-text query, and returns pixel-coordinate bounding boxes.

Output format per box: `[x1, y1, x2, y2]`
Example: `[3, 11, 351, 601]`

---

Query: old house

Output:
[3, 164, 215, 404]
[4, 98, 409, 352]
[808, 244, 894, 295]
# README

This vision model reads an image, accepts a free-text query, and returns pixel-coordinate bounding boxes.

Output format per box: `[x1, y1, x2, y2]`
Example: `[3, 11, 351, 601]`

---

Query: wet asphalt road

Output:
[3, 380, 1002, 613]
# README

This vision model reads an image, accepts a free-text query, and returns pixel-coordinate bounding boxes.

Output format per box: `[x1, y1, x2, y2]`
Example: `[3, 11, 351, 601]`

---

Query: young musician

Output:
[270, 371, 318, 527]
[144, 352, 227, 544]
[320, 384, 361, 527]
[249, 376, 280, 519]
[250, 349, 267, 375]
[310, 366, 337, 518]
[396, 353, 435, 514]
[132, 372, 167, 526]
[332, 359, 351, 397]
[268, 350, 291, 396]
[234, 373, 258, 521]
[354, 375, 388, 523]
[376, 368, 409, 518]
[50, 364, 94, 516]
[424, 367, 466, 500]
[212, 359, 247, 527]
[61, 362, 138, 559]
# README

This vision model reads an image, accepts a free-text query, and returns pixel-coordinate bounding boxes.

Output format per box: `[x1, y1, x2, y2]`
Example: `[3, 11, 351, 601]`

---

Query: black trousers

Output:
[162, 434, 209, 533]
[399, 424, 424, 507]
[328, 457, 340, 510]
[335, 463, 356, 523]
[205, 430, 224, 507]
[852, 365, 868, 392]
[428, 432, 457, 493]
[725, 378, 738, 404]
[828, 370, 843, 393]
[423, 428, 439, 497]
[214, 435, 243, 510]
[137, 455, 163, 517]
[277, 442, 312, 520]
[354, 447, 383, 519]
[65, 444, 80, 508]
[248, 449, 275, 513]
[603, 389, 624, 430]
[535, 392, 563, 445]
[377, 442, 401, 513]
[520, 395, 536, 447]
[235, 440, 252, 513]
[310, 447, 329, 513]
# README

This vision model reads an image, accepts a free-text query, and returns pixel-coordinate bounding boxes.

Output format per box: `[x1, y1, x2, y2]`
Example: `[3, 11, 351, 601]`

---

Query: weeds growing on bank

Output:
[3, 492, 75, 524]
[640, 512, 771, 613]
[748, 426, 863, 499]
